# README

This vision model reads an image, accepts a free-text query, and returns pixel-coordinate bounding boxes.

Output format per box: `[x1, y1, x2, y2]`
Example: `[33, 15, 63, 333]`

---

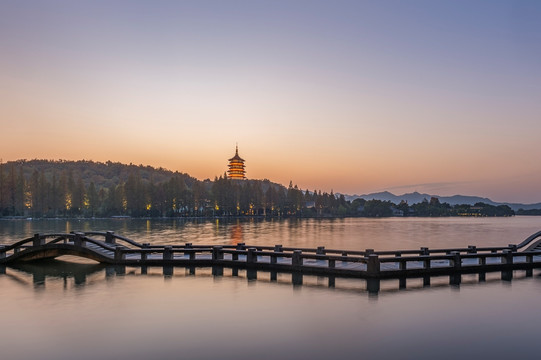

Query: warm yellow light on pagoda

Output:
[227, 145, 246, 179]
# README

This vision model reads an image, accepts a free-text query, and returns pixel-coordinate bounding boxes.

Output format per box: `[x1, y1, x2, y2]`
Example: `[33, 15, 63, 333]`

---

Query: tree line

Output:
[0, 160, 515, 218]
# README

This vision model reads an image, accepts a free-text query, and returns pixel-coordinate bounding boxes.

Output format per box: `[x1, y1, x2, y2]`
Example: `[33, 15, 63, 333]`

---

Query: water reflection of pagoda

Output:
[227, 145, 246, 179]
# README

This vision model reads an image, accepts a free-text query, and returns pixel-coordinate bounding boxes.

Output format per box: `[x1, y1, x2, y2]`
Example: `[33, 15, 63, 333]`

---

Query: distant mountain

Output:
[342, 191, 541, 212]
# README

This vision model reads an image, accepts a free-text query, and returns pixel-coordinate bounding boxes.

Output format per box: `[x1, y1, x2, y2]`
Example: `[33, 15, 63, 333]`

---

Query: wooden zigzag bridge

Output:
[3, 230, 541, 281]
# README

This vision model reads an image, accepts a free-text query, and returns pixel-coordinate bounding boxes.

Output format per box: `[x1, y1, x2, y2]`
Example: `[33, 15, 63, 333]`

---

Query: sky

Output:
[1, 0, 541, 203]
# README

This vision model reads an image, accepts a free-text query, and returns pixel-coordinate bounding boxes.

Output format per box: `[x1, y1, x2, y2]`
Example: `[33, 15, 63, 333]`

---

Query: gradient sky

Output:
[1, 0, 541, 203]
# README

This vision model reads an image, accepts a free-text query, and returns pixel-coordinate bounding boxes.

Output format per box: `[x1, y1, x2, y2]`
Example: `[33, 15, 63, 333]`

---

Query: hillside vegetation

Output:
[0, 160, 514, 218]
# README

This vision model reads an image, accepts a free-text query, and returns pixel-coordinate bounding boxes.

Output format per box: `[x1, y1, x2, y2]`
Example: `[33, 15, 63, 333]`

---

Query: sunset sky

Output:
[1, 1, 541, 203]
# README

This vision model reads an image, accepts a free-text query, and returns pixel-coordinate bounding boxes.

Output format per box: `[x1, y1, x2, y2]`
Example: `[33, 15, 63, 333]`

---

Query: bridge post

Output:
[317, 246, 326, 255]
[395, 252, 406, 271]
[73, 232, 85, 247]
[0, 245, 5, 259]
[114, 246, 125, 262]
[33, 233, 44, 247]
[328, 259, 335, 268]
[467, 245, 477, 254]
[502, 249, 513, 265]
[508, 244, 518, 252]
[163, 246, 173, 261]
[501, 250, 514, 280]
[367, 254, 380, 276]
[105, 231, 115, 244]
[292, 250, 303, 267]
[365, 249, 374, 256]
[236, 243, 245, 250]
[140, 244, 148, 262]
[451, 251, 461, 270]
[479, 255, 487, 266]
[420, 247, 429, 256]
[422, 256, 431, 270]
[212, 246, 223, 261]
[367, 278, 380, 294]
[526, 254, 533, 277]
[185, 243, 192, 258]
[247, 248, 258, 263]
[341, 251, 348, 264]
[271, 245, 282, 264]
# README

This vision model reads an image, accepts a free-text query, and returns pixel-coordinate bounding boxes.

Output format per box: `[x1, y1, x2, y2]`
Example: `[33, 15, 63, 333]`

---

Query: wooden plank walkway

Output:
[2, 230, 541, 279]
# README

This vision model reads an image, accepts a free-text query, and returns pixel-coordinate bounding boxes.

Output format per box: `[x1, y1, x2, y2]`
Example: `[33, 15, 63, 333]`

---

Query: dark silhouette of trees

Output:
[0, 160, 516, 219]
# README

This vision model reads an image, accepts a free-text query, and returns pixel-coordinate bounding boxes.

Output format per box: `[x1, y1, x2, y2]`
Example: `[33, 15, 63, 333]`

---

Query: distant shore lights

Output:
[227, 145, 246, 179]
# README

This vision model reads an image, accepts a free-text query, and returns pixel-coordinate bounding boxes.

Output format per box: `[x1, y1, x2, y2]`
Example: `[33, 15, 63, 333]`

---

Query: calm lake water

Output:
[2, 217, 541, 360]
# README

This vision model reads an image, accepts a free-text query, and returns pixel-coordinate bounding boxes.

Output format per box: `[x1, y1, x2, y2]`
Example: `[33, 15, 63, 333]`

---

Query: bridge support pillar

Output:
[114, 246, 125, 262]
[422, 256, 431, 270]
[451, 251, 461, 270]
[501, 270, 513, 281]
[367, 254, 380, 277]
[163, 266, 173, 277]
[292, 250, 303, 267]
[0, 245, 5, 259]
[163, 246, 173, 261]
[328, 276, 335, 288]
[292, 272, 303, 286]
[247, 248, 258, 263]
[247, 268, 257, 280]
[367, 278, 380, 294]
[526, 254, 533, 277]
[33, 233, 45, 247]
[479, 272, 486, 282]
[184, 243, 192, 258]
[212, 246, 223, 261]
[212, 266, 223, 276]
[502, 249, 513, 265]
[272, 245, 282, 264]
[0, 265, 5, 274]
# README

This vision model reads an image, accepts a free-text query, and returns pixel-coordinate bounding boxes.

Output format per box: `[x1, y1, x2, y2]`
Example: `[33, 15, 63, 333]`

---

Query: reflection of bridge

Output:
[2, 231, 541, 282]
[3, 257, 539, 297]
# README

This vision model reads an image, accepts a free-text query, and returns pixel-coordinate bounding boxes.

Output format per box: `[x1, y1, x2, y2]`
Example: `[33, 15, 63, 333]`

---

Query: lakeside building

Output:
[227, 145, 246, 179]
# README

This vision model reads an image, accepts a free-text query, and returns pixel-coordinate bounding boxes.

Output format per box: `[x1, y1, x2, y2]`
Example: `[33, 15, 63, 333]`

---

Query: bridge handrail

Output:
[0, 233, 76, 251]
[515, 230, 541, 250]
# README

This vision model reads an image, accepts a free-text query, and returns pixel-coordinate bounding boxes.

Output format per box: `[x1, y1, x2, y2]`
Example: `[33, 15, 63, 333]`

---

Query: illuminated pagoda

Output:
[227, 145, 246, 179]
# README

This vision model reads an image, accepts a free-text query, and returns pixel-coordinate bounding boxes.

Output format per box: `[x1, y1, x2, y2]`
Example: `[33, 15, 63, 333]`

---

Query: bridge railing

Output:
[3, 231, 541, 279]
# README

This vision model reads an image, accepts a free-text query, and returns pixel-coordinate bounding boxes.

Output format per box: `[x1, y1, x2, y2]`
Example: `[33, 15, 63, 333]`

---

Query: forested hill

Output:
[0, 159, 300, 218]
[7, 159, 196, 189]
[0, 159, 516, 219]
